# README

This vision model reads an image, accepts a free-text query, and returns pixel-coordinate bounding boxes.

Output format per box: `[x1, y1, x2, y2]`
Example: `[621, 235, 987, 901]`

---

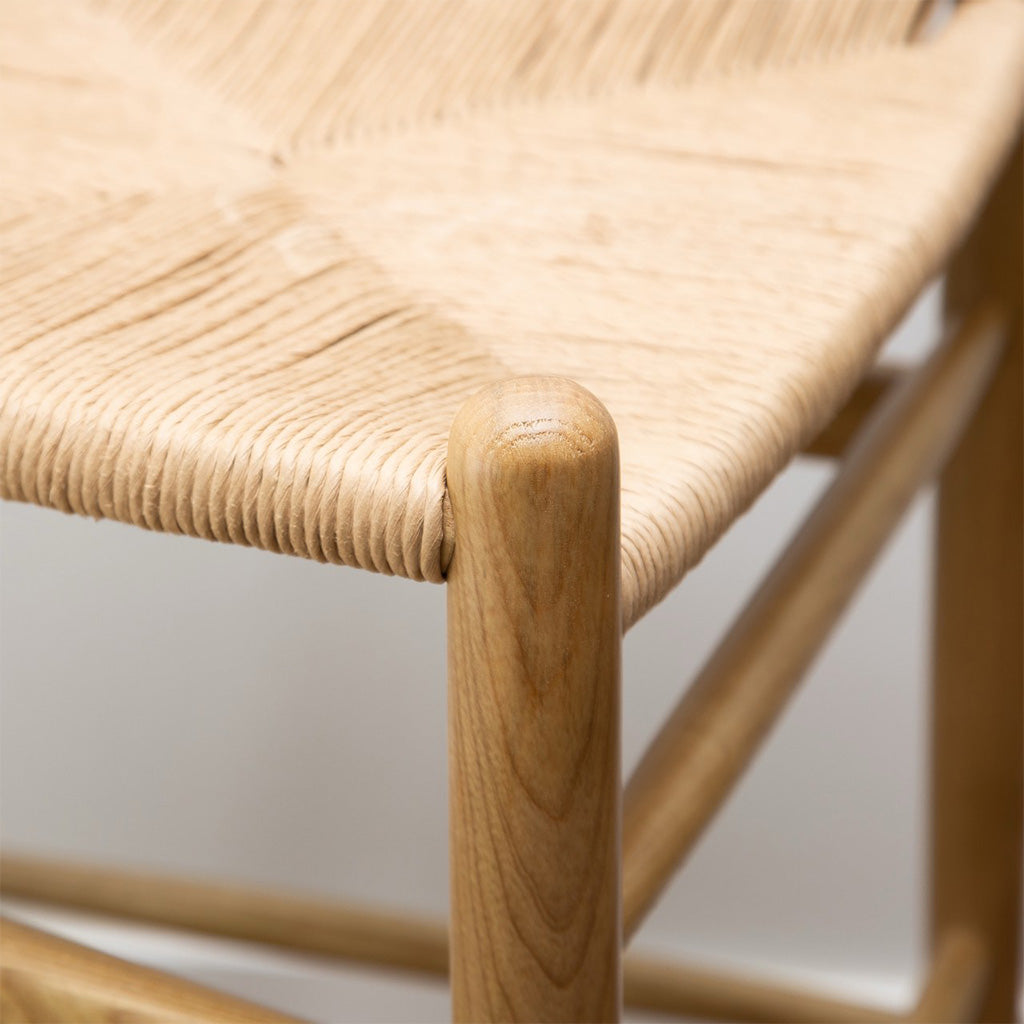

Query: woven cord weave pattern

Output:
[2, 0, 1023, 625]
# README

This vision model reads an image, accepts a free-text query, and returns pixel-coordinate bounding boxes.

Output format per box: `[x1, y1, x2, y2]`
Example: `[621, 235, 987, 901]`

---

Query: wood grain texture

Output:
[446, 377, 621, 1022]
[932, 139, 1023, 1024]
[622, 304, 1009, 938]
[0, 853, 448, 978]
[0, 916, 301, 1023]
[1, 853, 898, 1023]
[908, 930, 989, 1024]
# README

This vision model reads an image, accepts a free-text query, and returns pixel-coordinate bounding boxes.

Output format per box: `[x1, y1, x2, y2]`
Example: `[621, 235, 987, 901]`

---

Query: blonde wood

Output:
[0, 854, 898, 1024]
[932, 139, 1023, 1023]
[0, 916, 302, 1023]
[621, 303, 1009, 938]
[908, 930, 989, 1024]
[2, 2, 1023, 629]
[0, 853, 448, 977]
[621, 954, 898, 1024]
[446, 377, 621, 1022]
[802, 365, 907, 459]
[2, 969, 131, 1024]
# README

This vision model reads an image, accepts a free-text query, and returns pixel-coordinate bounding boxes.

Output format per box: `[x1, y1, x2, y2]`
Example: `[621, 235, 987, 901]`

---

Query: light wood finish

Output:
[0, 916, 301, 1023]
[0, 853, 448, 977]
[932, 140, 1023, 1024]
[446, 377, 621, 1022]
[622, 303, 1009, 938]
[802, 365, 907, 459]
[621, 954, 897, 1024]
[908, 930, 989, 1024]
[0, 854, 899, 1024]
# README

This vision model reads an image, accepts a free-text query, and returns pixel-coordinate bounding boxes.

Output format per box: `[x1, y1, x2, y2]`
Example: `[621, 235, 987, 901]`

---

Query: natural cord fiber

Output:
[2, 0, 1023, 627]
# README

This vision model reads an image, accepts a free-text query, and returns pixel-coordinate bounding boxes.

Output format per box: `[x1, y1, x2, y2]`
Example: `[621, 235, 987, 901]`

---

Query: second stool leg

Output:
[446, 376, 622, 1023]
[932, 142, 1023, 1022]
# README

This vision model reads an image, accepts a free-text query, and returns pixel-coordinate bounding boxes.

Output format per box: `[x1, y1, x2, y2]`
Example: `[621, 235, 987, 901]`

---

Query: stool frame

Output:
[1, 144, 1020, 1024]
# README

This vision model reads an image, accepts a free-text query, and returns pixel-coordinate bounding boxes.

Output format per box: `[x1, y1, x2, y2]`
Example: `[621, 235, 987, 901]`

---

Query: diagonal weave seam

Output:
[1, 0, 1023, 629]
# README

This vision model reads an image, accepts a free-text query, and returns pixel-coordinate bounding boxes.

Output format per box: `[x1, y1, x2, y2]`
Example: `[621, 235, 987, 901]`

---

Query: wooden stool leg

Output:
[932, 141, 1023, 1023]
[446, 377, 622, 1023]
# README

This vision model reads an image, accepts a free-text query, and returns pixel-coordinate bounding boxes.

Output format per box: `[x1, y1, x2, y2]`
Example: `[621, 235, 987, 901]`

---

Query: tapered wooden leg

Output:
[932, 141, 1022, 1023]
[446, 377, 622, 1023]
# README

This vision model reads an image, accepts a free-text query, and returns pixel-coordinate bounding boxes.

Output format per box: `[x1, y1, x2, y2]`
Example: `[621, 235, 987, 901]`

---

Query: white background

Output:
[1, 286, 1003, 1021]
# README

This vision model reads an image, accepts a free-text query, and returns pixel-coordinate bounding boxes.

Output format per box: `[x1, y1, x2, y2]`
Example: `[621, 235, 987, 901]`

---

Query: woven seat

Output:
[2, 0, 1023, 627]
[3, 4, 1024, 1021]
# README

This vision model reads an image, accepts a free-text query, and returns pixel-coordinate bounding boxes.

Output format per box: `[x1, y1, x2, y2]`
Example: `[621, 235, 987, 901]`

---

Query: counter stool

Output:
[0, 1, 1021, 1020]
